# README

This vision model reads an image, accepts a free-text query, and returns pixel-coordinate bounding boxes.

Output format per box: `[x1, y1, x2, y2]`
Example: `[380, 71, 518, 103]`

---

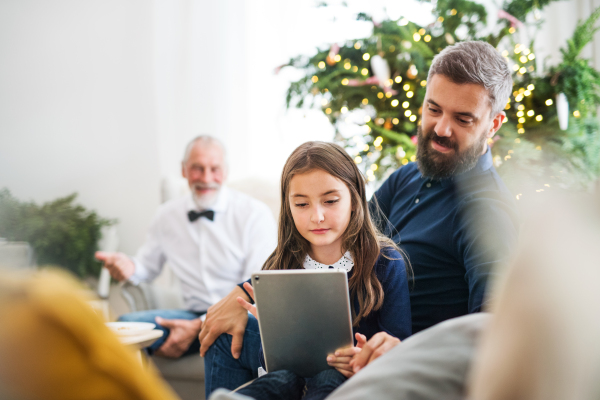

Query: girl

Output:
[235, 141, 411, 400]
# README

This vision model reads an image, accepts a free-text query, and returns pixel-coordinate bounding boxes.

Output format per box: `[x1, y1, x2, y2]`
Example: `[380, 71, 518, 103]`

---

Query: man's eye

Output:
[325, 199, 339, 204]
[458, 118, 472, 124]
[428, 108, 439, 113]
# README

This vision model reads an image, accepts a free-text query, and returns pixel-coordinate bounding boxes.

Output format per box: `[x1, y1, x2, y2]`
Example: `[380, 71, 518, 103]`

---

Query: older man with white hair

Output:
[96, 135, 276, 358]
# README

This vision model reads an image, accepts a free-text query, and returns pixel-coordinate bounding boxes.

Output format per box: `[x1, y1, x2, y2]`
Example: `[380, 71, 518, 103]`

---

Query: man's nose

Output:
[434, 115, 452, 137]
[197, 170, 213, 183]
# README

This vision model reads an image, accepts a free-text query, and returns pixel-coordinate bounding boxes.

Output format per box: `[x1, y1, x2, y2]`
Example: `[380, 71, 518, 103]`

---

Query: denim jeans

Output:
[204, 314, 262, 397]
[236, 369, 347, 400]
[118, 309, 204, 355]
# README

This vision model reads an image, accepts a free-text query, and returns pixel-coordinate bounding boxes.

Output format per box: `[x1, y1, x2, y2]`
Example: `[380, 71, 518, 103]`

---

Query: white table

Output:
[118, 329, 164, 365]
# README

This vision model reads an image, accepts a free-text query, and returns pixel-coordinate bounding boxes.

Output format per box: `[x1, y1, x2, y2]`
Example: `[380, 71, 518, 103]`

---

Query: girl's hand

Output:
[327, 333, 367, 378]
[236, 282, 258, 319]
[349, 331, 400, 373]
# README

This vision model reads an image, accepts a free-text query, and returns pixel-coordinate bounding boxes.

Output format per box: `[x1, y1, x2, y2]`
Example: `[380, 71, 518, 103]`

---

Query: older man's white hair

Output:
[182, 135, 228, 168]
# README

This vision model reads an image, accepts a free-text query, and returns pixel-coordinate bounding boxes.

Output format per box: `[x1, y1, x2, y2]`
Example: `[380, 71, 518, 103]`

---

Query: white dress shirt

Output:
[129, 186, 277, 312]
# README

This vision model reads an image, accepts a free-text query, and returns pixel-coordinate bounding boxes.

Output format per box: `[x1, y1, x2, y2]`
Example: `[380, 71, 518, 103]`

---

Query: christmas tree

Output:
[282, 0, 600, 198]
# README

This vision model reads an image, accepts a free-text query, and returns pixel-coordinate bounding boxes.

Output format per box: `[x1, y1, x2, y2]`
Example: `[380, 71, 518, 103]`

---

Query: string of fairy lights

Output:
[307, 11, 582, 198]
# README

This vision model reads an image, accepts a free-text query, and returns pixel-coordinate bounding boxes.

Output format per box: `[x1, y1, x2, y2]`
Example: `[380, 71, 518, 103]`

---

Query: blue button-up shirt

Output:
[373, 147, 520, 333]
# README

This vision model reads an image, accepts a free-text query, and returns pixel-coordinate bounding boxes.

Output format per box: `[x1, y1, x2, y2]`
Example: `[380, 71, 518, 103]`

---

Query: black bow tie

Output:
[188, 210, 215, 222]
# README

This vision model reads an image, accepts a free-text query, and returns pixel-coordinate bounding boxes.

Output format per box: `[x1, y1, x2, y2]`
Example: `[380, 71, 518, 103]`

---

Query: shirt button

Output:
[415, 198, 420, 204]
[426, 182, 431, 188]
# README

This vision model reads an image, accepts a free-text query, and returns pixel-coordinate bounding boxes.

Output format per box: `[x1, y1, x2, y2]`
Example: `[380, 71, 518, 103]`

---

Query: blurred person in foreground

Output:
[200, 41, 520, 396]
[95, 135, 276, 358]
[467, 188, 600, 400]
[0, 269, 180, 400]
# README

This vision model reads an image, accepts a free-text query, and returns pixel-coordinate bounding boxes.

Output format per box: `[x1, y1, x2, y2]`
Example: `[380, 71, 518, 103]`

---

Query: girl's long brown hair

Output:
[263, 141, 401, 326]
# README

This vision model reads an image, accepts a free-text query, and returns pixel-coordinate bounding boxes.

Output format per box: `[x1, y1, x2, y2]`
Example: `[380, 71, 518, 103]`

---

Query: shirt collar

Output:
[303, 251, 354, 272]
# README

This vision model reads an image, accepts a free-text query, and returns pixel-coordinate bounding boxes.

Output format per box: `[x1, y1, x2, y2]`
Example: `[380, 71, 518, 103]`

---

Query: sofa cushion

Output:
[152, 354, 205, 381]
[327, 313, 489, 400]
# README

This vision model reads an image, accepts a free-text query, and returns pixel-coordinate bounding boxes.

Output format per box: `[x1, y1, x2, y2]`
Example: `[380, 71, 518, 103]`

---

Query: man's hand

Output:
[327, 333, 366, 378]
[199, 285, 250, 359]
[95, 251, 135, 281]
[349, 332, 400, 373]
[154, 317, 203, 358]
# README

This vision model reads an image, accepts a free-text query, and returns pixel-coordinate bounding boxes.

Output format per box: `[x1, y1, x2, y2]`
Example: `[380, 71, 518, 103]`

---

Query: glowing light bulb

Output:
[341, 106, 348, 113]
[407, 91, 414, 98]
[377, 92, 384, 99]
[334, 54, 341, 62]
[402, 101, 409, 108]
[362, 98, 369, 105]
[391, 99, 399, 107]
[395, 76, 402, 83]
[573, 110, 581, 117]
[354, 156, 362, 164]
[392, 118, 399, 124]
[363, 53, 371, 61]
[409, 115, 417, 122]
[341, 78, 349, 85]
[424, 35, 431, 42]
[403, 84, 410, 91]
[404, 110, 412, 117]
[344, 63, 351, 69]
[535, 115, 543, 121]
[311, 76, 319, 83]
[545, 99, 553, 106]
[354, 42, 361, 49]
[385, 92, 392, 98]
[413, 33, 421, 41]
[318, 61, 325, 69]
[527, 110, 534, 117]
[361, 68, 369, 76]
[325, 108, 332, 114]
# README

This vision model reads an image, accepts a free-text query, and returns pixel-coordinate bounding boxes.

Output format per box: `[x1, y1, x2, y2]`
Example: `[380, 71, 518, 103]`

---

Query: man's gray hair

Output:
[427, 41, 512, 116]
[182, 135, 228, 165]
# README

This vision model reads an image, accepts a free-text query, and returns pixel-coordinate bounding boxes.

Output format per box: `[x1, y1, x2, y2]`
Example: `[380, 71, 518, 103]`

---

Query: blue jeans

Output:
[204, 314, 262, 397]
[237, 369, 347, 400]
[118, 309, 204, 355]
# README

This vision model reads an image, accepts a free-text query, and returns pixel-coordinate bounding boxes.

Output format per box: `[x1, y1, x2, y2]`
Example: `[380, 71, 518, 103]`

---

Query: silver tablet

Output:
[251, 269, 353, 378]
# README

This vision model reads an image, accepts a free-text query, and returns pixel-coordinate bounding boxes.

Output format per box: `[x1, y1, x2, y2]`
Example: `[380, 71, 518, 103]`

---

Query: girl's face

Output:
[288, 169, 353, 258]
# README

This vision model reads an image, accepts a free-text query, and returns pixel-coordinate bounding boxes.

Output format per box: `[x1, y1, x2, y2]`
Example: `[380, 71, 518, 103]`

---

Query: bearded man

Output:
[96, 135, 276, 359]
[198, 41, 520, 397]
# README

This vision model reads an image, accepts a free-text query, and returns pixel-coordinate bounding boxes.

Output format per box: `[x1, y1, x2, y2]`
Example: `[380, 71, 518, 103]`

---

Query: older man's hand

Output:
[95, 251, 135, 282]
[349, 332, 401, 373]
[154, 317, 203, 358]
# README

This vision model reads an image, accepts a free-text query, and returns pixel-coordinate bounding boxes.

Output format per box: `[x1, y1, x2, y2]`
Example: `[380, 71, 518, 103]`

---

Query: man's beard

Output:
[191, 183, 220, 210]
[416, 126, 487, 179]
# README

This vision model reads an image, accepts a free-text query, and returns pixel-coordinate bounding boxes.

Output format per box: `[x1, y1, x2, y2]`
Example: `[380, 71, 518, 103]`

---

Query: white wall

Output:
[0, 0, 160, 254]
